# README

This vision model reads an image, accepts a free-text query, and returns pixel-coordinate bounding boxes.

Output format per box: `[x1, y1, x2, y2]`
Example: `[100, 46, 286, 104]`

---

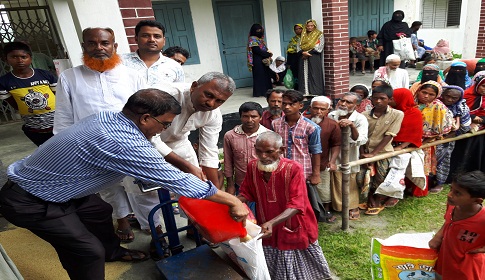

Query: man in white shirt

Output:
[122, 20, 185, 85]
[121, 72, 235, 250]
[328, 92, 368, 220]
[54, 27, 145, 244]
[373, 54, 409, 89]
[151, 72, 235, 186]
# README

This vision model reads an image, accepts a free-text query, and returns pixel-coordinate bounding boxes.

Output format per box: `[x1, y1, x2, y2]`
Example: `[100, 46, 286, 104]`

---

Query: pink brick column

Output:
[322, 0, 349, 100]
[118, 0, 155, 52]
[477, 1, 485, 58]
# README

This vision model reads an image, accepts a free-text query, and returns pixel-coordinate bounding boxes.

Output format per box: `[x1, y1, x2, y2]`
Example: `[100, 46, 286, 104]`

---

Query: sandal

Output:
[324, 211, 337, 224]
[365, 206, 385, 216]
[187, 233, 219, 248]
[429, 185, 444, 194]
[116, 228, 134, 243]
[361, 70, 366, 75]
[358, 202, 368, 210]
[349, 209, 360, 220]
[150, 238, 171, 260]
[384, 198, 399, 208]
[114, 248, 149, 262]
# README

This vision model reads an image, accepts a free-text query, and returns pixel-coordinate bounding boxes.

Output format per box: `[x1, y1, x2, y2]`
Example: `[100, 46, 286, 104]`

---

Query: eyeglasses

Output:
[150, 116, 172, 129]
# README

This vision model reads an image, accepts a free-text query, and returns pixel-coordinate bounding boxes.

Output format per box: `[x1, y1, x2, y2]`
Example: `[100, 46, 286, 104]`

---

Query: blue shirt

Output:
[7, 111, 218, 202]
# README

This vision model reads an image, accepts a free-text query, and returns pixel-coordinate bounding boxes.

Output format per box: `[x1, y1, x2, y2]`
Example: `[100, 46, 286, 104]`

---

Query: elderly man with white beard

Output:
[328, 92, 369, 220]
[237, 131, 332, 280]
[373, 54, 409, 89]
[307, 96, 341, 223]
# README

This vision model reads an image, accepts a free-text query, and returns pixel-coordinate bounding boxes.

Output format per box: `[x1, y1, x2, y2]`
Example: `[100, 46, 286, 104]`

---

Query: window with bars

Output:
[421, 0, 462, 28]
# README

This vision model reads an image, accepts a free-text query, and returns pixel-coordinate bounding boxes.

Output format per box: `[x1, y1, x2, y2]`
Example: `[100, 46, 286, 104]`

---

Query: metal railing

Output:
[338, 127, 485, 230]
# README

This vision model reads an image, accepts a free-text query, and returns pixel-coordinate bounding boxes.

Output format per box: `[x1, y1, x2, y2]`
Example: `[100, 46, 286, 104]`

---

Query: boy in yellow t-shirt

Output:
[0, 42, 57, 146]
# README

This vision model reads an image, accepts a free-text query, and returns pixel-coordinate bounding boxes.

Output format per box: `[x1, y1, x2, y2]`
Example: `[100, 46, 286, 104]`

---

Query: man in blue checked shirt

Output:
[0, 88, 248, 280]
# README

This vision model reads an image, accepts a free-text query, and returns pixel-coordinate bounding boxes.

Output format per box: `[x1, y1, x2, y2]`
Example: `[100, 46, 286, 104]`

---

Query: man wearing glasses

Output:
[1, 89, 248, 280]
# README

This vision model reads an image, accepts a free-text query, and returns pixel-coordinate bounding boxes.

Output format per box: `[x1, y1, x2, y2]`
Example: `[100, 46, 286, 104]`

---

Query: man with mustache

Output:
[260, 89, 284, 130]
[223, 102, 269, 196]
[307, 96, 341, 222]
[328, 92, 369, 220]
[237, 131, 332, 280]
[122, 20, 184, 85]
[54, 27, 145, 243]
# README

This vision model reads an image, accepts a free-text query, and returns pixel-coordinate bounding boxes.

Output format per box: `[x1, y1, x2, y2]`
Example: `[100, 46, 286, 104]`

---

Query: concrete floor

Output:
[0, 67, 420, 279]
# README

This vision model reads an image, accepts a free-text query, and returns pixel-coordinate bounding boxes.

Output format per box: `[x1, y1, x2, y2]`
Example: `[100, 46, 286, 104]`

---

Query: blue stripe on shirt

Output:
[7, 111, 217, 202]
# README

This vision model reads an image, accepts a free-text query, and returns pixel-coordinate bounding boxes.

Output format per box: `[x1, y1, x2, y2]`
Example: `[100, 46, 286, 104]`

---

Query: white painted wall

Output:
[47, 0, 82, 66]
[311, 0, 323, 30]
[49, 0, 129, 67]
[262, 0, 283, 58]
[394, 0, 478, 59]
[182, 0, 223, 82]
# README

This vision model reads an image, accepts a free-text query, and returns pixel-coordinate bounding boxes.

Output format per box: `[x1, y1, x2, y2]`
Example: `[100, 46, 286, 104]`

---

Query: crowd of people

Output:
[1, 14, 485, 279]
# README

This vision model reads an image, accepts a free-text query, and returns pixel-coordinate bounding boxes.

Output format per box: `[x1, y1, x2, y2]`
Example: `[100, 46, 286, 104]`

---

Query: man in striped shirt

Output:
[0, 89, 248, 280]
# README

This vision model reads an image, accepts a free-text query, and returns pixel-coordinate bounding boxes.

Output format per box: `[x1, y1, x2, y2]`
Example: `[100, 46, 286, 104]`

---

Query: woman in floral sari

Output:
[247, 23, 273, 97]
[298, 19, 324, 95]
[413, 80, 453, 195]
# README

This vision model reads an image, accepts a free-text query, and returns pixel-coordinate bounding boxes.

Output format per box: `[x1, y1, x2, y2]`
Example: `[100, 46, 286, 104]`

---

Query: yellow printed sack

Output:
[371, 233, 438, 280]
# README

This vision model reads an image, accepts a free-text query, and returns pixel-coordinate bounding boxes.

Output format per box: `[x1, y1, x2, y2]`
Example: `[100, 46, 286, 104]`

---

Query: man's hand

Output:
[226, 184, 236, 195]
[229, 202, 249, 225]
[308, 173, 321, 185]
[327, 162, 337, 171]
[361, 153, 375, 158]
[187, 165, 207, 181]
[428, 237, 442, 251]
[468, 246, 485, 254]
[259, 222, 273, 239]
[338, 119, 353, 128]
[377, 46, 384, 52]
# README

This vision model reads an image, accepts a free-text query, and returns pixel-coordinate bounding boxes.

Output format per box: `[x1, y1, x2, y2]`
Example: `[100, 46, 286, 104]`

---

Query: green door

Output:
[213, 0, 261, 88]
[349, 0, 394, 37]
[277, 0, 311, 55]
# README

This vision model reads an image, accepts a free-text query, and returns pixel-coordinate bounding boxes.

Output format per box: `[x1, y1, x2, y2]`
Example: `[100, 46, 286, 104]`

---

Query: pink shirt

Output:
[223, 124, 269, 185]
[260, 110, 284, 130]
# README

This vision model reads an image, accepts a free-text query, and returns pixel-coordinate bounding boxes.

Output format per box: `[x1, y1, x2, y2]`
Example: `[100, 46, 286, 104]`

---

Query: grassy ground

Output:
[318, 188, 448, 280]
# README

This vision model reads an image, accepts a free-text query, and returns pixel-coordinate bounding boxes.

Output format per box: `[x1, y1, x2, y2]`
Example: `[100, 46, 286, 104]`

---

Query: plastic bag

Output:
[221, 221, 271, 280]
[375, 154, 411, 199]
[371, 232, 438, 280]
[393, 36, 415, 61]
[283, 69, 294, 89]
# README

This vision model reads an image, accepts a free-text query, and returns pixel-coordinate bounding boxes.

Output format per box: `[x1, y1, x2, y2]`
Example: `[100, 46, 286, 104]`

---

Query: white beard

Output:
[257, 160, 280, 172]
[311, 116, 322, 124]
[335, 108, 350, 117]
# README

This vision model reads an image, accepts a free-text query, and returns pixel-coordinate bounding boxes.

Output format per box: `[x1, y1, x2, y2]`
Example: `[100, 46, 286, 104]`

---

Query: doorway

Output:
[213, 0, 261, 88]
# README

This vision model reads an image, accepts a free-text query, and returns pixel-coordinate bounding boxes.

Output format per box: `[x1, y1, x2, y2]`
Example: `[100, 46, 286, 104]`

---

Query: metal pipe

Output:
[340, 126, 350, 230]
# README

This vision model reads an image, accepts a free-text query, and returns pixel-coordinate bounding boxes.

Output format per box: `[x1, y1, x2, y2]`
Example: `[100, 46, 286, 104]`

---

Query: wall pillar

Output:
[118, 0, 155, 52]
[322, 0, 349, 99]
[477, 0, 485, 57]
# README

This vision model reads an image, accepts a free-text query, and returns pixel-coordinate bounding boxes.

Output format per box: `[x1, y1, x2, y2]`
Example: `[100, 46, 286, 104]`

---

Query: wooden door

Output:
[213, 0, 261, 88]
[277, 0, 311, 55]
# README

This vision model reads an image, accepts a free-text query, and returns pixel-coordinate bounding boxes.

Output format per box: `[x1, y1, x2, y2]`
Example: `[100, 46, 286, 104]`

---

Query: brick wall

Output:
[118, 0, 155, 52]
[477, 0, 485, 57]
[322, 0, 349, 100]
